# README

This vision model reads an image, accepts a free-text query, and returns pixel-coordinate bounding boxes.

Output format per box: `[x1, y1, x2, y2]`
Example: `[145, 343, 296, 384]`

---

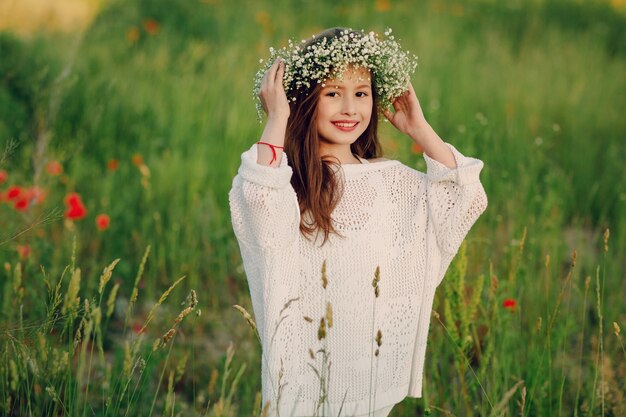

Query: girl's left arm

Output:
[384, 82, 488, 284]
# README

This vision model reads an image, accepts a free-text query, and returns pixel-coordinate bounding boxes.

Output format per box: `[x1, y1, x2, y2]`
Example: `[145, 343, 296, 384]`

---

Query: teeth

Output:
[334, 122, 357, 127]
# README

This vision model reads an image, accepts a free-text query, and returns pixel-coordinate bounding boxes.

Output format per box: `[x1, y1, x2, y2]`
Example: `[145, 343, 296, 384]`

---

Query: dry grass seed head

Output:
[233, 304, 257, 332]
[106, 282, 120, 319]
[98, 258, 120, 295]
[318, 318, 326, 340]
[63, 267, 81, 315]
[140, 275, 187, 334]
[326, 302, 333, 328]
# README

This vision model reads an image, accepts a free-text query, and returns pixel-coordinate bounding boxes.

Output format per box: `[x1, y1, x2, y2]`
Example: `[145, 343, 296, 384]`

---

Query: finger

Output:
[264, 59, 281, 86]
[406, 83, 418, 100]
[261, 63, 273, 88]
[274, 59, 286, 83]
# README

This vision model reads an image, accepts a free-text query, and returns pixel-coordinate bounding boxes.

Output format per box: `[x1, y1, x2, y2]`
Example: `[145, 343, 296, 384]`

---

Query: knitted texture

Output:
[228, 142, 488, 417]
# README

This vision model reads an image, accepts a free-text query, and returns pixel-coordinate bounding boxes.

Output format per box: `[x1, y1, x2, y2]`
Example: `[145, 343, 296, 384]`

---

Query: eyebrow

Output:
[324, 83, 371, 89]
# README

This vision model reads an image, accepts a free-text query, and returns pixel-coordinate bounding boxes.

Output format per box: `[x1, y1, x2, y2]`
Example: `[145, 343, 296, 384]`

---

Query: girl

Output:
[229, 27, 488, 417]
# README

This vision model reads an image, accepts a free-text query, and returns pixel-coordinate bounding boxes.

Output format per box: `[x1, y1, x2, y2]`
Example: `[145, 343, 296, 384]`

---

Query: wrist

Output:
[268, 113, 290, 124]
[408, 120, 432, 143]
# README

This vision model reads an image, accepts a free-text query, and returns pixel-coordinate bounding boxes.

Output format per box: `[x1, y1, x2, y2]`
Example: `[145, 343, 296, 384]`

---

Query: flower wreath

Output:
[252, 27, 418, 123]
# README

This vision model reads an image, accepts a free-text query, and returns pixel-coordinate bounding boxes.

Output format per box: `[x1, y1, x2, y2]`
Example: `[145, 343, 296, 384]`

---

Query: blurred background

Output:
[0, 0, 625, 416]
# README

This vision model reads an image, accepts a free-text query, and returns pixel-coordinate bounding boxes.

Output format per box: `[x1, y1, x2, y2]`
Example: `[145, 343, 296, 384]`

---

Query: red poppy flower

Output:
[45, 161, 63, 176]
[14, 198, 29, 211]
[107, 159, 119, 171]
[96, 213, 110, 231]
[6, 186, 22, 200]
[502, 298, 517, 311]
[17, 244, 30, 259]
[142, 19, 159, 35]
[65, 192, 81, 206]
[64, 192, 87, 220]
[0, 169, 7, 184]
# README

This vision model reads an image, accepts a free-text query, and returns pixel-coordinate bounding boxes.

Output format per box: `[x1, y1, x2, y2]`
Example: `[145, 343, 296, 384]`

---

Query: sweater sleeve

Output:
[423, 142, 488, 287]
[228, 143, 301, 250]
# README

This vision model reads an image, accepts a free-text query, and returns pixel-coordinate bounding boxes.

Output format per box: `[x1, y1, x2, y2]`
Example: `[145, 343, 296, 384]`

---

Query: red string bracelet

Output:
[256, 141, 284, 164]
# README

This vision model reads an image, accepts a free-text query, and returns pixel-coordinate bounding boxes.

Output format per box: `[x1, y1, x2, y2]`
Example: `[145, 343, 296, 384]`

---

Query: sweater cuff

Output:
[239, 143, 293, 189]
[423, 142, 484, 186]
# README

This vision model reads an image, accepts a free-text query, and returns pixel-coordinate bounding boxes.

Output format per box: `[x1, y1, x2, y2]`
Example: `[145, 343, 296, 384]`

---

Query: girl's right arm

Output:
[228, 58, 299, 249]
[256, 58, 290, 167]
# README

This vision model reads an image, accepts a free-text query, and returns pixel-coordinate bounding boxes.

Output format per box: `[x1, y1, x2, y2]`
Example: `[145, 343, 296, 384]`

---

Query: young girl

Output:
[229, 27, 488, 417]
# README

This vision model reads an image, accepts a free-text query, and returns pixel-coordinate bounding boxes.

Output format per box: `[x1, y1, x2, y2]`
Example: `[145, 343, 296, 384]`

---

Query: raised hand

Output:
[258, 58, 290, 121]
[383, 82, 457, 167]
[382, 82, 428, 138]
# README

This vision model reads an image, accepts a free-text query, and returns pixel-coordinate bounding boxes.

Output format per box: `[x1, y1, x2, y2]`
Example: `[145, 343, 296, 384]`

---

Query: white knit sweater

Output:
[229, 142, 487, 417]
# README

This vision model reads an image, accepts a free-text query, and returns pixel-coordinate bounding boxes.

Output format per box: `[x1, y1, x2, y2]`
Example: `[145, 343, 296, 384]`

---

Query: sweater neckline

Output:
[339, 158, 401, 174]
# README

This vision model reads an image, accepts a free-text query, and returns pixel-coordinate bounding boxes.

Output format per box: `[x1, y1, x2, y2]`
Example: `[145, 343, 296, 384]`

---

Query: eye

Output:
[356, 92, 369, 97]
[326, 92, 338, 97]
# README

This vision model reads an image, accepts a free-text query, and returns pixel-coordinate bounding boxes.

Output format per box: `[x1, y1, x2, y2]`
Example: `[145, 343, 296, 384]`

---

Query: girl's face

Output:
[315, 64, 373, 149]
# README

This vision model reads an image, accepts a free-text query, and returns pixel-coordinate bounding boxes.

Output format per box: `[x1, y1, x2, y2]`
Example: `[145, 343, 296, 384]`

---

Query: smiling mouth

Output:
[332, 121, 359, 131]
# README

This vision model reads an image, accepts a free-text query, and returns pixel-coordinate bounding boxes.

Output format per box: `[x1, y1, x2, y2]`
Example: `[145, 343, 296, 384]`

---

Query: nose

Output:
[341, 95, 357, 116]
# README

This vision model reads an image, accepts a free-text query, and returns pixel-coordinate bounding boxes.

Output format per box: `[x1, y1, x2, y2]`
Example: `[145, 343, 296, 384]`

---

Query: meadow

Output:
[0, 0, 625, 415]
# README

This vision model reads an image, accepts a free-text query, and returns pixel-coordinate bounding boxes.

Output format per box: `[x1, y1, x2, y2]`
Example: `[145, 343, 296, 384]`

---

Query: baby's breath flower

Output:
[253, 27, 418, 123]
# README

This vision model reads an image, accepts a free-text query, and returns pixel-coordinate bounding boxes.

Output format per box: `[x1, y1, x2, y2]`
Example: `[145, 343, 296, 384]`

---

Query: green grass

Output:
[0, 0, 625, 415]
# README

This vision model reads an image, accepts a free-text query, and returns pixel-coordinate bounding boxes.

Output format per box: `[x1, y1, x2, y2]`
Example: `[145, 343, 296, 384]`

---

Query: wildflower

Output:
[132, 154, 144, 166]
[411, 142, 424, 154]
[96, 214, 110, 231]
[375, 0, 391, 12]
[0, 169, 7, 184]
[14, 197, 29, 211]
[132, 323, 144, 334]
[6, 185, 21, 200]
[65, 192, 87, 220]
[143, 19, 159, 35]
[107, 159, 119, 171]
[126, 27, 140, 43]
[45, 161, 63, 176]
[502, 298, 516, 311]
[17, 244, 30, 259]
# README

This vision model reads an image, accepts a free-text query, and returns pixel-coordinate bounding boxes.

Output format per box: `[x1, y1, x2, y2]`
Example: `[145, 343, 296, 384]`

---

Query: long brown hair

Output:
[285, 27, 383, 246]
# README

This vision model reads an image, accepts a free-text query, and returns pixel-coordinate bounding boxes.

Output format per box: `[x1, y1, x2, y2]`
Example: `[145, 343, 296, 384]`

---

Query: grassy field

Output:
[0, 0, 625, 415]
